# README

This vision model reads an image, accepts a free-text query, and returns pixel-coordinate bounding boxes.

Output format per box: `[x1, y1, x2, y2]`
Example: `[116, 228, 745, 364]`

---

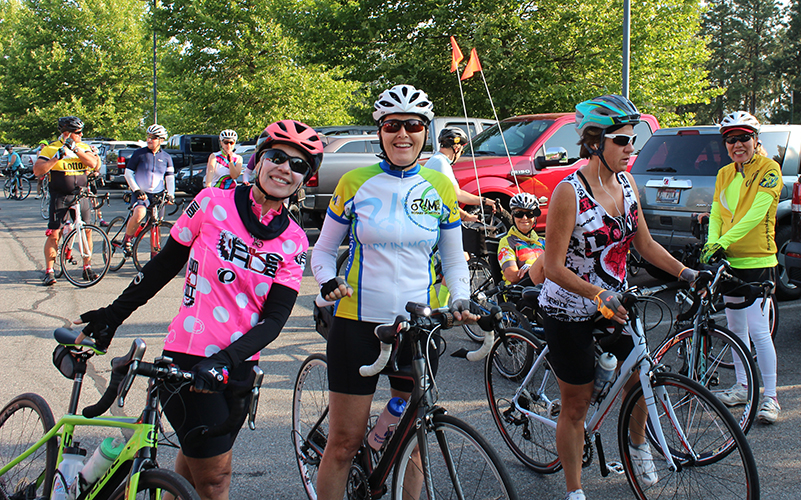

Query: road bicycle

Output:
[0, 328, 264, 500]
[485, 288, 759, 499]
[40, 175, 51, 220]
[292, 302, 520, 499]
[650, 261, 772, 433]
[105, 192, 174, 273]
[56, 188, 112, 287]
[3, 170, 31, 200]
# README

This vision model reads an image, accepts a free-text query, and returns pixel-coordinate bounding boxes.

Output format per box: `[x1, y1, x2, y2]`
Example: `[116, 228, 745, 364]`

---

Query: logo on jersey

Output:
[760, 171, 779, 189]
[217, 268, 237, 284]
[186, 200, 200, 218]
[403, 181, 443, 231]
[295, 251, 307, 271]
[183, 258, 200, 307]
[217, 230, 283, 277]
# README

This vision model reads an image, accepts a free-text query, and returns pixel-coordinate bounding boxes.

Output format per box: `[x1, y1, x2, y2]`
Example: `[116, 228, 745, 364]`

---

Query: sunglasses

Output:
[605, 133, 637, 147]
[259, 148, 311, 177]
[380, 119, 427, 134]
[723, 134, 754, 145]
[147, 134, 161, 140]
[512, 210, 537, 219]
[222, 140, 235, 145]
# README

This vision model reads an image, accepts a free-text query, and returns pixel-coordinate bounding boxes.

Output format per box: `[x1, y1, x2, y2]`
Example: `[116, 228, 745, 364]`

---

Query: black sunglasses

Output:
[259, 148, 311, 177]
[606, 133, 637, 147]
[380, 119, 427, 134]
[222, 140, 235, 145]
[512, 210, 538, 219]
[723, 134, 754, 145]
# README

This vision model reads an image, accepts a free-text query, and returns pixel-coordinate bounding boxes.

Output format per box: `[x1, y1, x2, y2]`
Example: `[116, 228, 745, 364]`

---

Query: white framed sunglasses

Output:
[605, 133, 637, 147]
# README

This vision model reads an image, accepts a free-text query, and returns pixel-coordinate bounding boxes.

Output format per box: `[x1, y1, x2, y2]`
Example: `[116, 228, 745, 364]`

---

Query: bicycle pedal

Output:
[606, 461, 625, 475]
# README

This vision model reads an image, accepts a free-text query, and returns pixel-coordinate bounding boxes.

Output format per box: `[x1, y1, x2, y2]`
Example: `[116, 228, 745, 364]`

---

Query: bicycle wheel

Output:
[3, 179, 11, 200]
[40, 191, 50, 220]
[0, 393, 57, 500]
[292, 354, 329, 500]
[391, 413, 518, 500]
[490, 326, 536, 381]
[133, 221, 173, 272]
[108, 468, 200, 500]
[104, 216, 128, 272]
[463, 258, 498, 342]
[15, 178, 31, 200]
[652, 325, 758, 433]
[486, 329, 561, 473]
[619, 371, 759, 499]
[60, 225, 111, 288]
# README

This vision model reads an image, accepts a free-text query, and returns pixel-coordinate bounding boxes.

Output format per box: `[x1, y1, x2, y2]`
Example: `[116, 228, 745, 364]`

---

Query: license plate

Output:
[656, 188, 680, 204]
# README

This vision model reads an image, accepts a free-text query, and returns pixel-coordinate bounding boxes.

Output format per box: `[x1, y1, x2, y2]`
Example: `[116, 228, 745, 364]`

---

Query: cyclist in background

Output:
[538, 95, 698, 500]
[75, 119, 323, 500]
[311, 84, 478, 500]
[497, 192, 545, 285]
[34, 116, 101, 286]
[34, 139, 49, 199]
[205, 129, 242, 189]
[4, 146, 23, 197]
[702, 111, 782, 424]
[121, 124, 175, 255]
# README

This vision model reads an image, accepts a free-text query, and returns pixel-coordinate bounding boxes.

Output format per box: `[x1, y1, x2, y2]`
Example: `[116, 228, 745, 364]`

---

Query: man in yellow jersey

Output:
[34, 116, 101, 286]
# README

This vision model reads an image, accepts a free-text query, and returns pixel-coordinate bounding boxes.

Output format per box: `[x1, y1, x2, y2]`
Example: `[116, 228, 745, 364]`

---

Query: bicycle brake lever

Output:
[247, 366, 264, 430]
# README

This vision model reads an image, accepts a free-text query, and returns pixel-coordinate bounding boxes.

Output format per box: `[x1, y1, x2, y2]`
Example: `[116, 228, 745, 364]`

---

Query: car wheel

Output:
[775, 224, 801, 301]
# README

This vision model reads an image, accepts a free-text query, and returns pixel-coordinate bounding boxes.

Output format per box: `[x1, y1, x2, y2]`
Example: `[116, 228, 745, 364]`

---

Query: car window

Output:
[368, 140, 382, 154]
[164, 137, 179, 150]
[631, 134, 727, 176]
[470, 119, 554, 156]
[541, 124, 582, 162]
[758, 131, 789, 168]
[335, 140, 368, 153]
[190, 137, 214, 153]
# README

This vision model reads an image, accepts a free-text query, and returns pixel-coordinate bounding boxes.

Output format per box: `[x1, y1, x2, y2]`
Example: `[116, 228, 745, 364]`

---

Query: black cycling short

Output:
[158, 350, 256, 459]
[48, 194, 90, 231]
[722, 266, 777, 297]
[327, 316, 439, 396]
[542, 313, 634, 386]
[131, 191, 162, 209]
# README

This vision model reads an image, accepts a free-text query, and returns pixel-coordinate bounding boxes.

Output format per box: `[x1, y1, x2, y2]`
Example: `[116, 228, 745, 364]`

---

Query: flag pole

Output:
[477, 66, 520, 194]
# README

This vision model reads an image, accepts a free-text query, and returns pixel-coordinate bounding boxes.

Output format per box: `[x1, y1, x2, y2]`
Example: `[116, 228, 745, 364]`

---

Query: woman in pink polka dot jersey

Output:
[74, 120, 324, 500]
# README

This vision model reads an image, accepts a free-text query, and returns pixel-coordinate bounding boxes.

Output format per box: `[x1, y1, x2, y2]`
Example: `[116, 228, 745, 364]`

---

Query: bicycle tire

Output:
[40, 191, 50, 220]
[391, 413, 518, 500]
[16, 177, 31, 200]
[486, 328, 561, 473]
[105, 216, 128, 272]
[490, 324, 536, 381]
[0, 393, 57, 500]
[3, 179, 12, 200]
[107, 468, 200, 500]
[292, 354, 329, 500]
[132, 221, 173, 272]
[652, 324, 758, 433]
[619, 371, 759, 499]
[60, 224, 111, 288]
[463, 258, 499, 342]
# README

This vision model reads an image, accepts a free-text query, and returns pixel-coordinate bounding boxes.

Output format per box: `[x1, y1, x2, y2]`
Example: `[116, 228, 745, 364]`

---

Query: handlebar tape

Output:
[82, 370, 125, 418]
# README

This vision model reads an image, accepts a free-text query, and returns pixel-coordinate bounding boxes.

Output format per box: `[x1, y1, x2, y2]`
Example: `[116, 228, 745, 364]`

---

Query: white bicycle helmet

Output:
[146, 124, 168, 140]
[372, 84, 434, 124]
[219, 129, 238, 143]
[719, 111, 760, 135]
[509, 192, 541, 215]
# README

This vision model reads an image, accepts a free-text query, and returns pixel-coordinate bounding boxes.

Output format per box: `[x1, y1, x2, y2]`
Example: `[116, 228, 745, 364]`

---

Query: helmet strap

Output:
[587, 131, 619, 180]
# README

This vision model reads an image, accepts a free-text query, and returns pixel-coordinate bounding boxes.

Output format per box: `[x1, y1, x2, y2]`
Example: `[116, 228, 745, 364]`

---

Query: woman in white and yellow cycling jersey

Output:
[702, 111, 782, 425]
[310, 84, 478, 499]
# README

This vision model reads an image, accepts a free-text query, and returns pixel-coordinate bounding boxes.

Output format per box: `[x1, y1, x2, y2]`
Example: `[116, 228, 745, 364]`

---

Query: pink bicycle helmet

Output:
[258, 120, 324, 181]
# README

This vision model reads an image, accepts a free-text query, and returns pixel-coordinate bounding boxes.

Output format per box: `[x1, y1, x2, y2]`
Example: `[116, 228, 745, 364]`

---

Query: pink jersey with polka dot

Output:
[167, 187, 308, 359]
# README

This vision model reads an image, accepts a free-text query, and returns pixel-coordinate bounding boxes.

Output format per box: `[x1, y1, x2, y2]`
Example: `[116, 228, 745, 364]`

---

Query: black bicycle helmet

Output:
[438, 128, 469, 148]
[58, 116, 84, 134]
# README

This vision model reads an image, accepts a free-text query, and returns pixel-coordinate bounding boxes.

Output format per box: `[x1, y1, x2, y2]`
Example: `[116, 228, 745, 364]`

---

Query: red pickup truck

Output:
[452, 112, 660, 231]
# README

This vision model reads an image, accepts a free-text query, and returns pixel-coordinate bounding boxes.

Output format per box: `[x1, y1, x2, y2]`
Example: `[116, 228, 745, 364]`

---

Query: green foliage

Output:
[0, 0, 151, 143]
[154, 0, 365, 140]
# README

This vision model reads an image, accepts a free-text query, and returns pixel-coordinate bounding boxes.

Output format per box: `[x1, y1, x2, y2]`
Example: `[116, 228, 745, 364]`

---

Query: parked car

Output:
[86, 140, 146, 183]
[175, 150, 256, 195]
[630, 124, 801, 300]
[451, 113, 661, 231]
[316, 125, 377, 136]
[1, 147, 36, 174]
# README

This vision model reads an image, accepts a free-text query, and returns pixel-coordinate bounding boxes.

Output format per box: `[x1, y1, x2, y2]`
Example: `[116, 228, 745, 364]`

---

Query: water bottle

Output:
[69, 437, 125, 498]
[367, 397, 406, 451]
[51, 446, 86, 500]
[590, 352, 617, 405]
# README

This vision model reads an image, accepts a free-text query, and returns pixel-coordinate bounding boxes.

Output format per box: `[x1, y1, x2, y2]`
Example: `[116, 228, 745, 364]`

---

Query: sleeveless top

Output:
[538, 171, 638, 321]
[210, 151, 242, 189]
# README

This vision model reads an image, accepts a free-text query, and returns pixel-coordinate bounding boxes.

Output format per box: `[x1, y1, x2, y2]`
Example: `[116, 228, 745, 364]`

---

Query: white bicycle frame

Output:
[61, 191, 94, 264]
[516, 304, 699, 473]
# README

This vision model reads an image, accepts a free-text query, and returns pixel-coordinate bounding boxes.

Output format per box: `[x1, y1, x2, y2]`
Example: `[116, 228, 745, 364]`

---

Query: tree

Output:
[0, 0, 152, 143]
[773, 0, 801, 123]
[154, 0, 365, 139]
[275, 0, 720, 126]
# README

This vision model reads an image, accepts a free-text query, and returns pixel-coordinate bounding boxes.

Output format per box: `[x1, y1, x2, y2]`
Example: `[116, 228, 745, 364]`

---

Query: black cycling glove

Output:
[63, 137, 77, 151]
[320, 277, 347, 299]
[79, 308, 121, 351]
[134, 189, 146, 200]
[192, 351, 233, 392]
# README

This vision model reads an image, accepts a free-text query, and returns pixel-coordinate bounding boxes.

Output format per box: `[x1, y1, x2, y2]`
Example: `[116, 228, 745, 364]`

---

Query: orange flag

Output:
[450, 36, 464, 72]
[461, 48, 482, 80]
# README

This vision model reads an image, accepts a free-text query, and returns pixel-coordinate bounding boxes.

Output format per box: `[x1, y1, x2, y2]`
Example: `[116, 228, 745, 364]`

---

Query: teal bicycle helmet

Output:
[575, 95, 640, 135]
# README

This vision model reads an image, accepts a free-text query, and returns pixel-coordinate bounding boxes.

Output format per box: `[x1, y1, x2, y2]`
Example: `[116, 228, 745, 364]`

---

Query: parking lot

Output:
[1, 189, 800, 499]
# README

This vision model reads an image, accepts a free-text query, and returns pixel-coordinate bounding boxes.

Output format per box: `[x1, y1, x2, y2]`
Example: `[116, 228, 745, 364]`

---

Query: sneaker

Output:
[43, 272, 56, 286]
[565, 489, 585, 500]
[715, 383, 748, 407]
[757, 397, 780, 424]
[629, 441, 658, 487]
[82, 268, 99, 281]
[34, 194, 41, 199]
[99, 219, 109, 227]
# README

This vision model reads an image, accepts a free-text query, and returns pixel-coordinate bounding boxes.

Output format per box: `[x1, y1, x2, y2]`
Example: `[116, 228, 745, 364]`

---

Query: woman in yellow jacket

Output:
[702, 111, 781, 424]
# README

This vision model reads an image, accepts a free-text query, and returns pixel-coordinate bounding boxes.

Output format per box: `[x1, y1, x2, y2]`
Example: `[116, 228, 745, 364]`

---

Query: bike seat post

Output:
[67, 358, 88, 415]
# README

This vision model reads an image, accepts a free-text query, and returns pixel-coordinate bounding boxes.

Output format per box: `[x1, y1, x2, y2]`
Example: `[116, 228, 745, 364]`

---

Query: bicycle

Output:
[650, 261, 771, 433]
[105, 192, 174, 272]
[56, 187, 111, 287]
[0, 328, 264, 500]
[485, 288, 759, 499]
[2, 169, 31, 200]
[40, 175, 51, 220]
[292, 303, 520, 500]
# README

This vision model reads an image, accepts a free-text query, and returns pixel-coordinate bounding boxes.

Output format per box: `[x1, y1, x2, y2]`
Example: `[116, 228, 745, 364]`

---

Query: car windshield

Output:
[631, 130, 790, 176]
[466, 119, 554, 156]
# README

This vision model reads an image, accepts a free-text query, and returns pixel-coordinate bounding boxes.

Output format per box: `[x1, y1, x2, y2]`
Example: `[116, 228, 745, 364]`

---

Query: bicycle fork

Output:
[639, 369, 687, 473]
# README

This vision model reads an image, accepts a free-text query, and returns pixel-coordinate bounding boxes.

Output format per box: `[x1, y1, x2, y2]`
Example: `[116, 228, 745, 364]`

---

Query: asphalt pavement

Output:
[0, 188, 799, 499]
